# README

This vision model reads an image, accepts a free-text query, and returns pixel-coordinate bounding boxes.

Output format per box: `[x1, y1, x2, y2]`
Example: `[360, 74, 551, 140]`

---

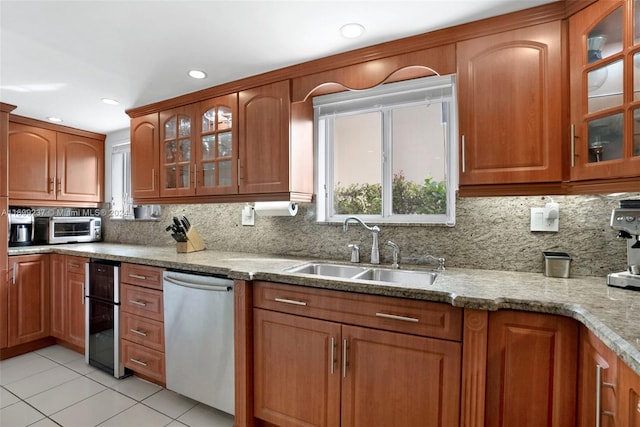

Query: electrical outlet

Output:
[242, 204, 255, 226]
[530, 207, 558, 232]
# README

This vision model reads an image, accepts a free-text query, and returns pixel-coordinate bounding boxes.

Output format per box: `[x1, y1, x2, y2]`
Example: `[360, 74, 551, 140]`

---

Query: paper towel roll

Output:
[254, 201, 298, 217]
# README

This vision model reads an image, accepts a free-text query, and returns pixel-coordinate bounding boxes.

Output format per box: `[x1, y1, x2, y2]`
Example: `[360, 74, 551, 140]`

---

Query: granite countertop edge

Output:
[9, 243, 640, 375]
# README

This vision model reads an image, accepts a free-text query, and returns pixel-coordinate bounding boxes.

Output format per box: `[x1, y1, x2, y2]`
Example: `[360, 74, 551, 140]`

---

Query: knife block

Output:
[176, 227, 206, 253]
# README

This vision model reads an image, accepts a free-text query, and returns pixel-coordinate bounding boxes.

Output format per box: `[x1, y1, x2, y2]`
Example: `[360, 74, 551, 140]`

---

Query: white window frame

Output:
[314, 74, 458, 225]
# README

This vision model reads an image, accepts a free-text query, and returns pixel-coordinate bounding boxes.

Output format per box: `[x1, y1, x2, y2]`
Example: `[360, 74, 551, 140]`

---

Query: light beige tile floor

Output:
[0, 345, 234, 427]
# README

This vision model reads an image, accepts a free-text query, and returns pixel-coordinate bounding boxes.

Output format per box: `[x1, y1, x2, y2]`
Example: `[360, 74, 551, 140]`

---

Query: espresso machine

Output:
[8, 211, 35, 246]
[607, 199, 640, 289]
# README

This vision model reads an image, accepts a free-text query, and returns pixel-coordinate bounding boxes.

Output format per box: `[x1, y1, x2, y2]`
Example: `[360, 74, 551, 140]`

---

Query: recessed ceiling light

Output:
[101, 98, 120, 105]
[340, 23, 365, 39]
[47, 117, 63, 123]
[188, 70, 207, 79]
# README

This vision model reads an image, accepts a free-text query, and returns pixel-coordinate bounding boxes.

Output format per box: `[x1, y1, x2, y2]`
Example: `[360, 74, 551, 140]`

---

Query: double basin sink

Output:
[284, 262, 439, 287]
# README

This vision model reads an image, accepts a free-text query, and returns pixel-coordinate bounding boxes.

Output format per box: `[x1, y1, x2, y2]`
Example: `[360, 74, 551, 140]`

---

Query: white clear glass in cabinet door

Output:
[202, 163, 215, 187]
[178, 165, 190, 188]
[165, 141, 176, 163]
[165, 166, 176, 188]
[203, 108, 216, 133]
[333, 112, 382, 216]
[587, 7, 622, 61]
[178, 139, 191, 162]
[178, 114, 191, 137]
[202, 135, 215, 160]
[218, 105, 232, 130]
[588, 59, 623, 113]
[634, 109, 640, 157]
[218, 132, 232, 157]
[392, 104, 446, 215]
[587, 113, 624, 163]
[635, 0, 640, 45]
[219, 161, 232, 186]
[165, 117, 176, 140]
[635, 52, 640, 101]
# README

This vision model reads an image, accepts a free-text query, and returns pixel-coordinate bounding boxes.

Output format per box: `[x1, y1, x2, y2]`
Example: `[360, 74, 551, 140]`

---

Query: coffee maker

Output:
[8, 211, 35, 247]
[607, 199, 640, 289]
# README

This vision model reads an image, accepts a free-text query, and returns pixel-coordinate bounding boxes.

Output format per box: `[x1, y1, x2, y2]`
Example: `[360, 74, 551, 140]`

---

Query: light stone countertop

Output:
[9, 243, 640, 377]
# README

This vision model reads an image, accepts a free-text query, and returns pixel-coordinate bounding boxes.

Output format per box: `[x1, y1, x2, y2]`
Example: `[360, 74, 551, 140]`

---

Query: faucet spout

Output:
[343, 216, 380, 264]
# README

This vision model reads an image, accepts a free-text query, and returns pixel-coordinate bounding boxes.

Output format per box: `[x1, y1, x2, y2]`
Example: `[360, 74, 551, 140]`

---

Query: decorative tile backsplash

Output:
[103, 193, 640, 277]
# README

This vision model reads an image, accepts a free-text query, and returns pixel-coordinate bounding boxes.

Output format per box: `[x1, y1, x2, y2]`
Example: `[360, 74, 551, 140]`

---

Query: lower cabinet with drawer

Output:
[252, 281, 463, 427]
[120, 263, 165, 385]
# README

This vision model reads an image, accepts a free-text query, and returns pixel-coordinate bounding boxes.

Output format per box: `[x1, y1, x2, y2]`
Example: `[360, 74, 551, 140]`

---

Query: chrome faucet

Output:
[343, 216, 380, 264]
[386, 241, 400, 269]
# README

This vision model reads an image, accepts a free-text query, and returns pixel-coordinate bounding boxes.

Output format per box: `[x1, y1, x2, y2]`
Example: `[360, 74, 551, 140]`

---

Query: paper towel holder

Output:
[254, 201, 299, 217]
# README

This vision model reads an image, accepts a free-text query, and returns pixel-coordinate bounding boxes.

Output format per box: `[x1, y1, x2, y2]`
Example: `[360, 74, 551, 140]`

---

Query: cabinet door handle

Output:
[193, 163, 198, 188]
[570, 124, 576, 168]
[596, 364, 616, 426]
[69, 263, 81, 268]
[129, 328, 148, 337]
[49, 178, 55, 194]
[129, 273, 147, 280]
[274, 297, 307, 306]
[237, 159, 242, 183]
[375, 312, 419, 323]
[11, 262, 17, 285]
[129, 358, 148, 367]
[152, 168, 156, 191]
[342, 339, 349, 378]
[129, 299, 147, 307]
[330, 336, 336, 374]
[461, 135, 466, 173]
[82, 282, 85, 305]
[57, 178, 61, 194]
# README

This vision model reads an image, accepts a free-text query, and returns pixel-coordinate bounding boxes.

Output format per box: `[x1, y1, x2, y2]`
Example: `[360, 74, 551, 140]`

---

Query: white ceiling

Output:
[0, 0, 556, 135]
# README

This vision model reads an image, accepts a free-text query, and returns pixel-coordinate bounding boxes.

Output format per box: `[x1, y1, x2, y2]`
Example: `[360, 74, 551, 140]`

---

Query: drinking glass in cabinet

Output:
[202, 135, 215, 160]
[165, 167, 176, 188]
[165, 117, 176, 140]
[218, 132, 232, 157]
[165, 141, 176, 162]
[179, 165, 190, 188]
[218, 105, 232, 130]
[203, 108, 216, 133]
[203, 163, 215, 187]
[219, 160, 232, 186]
[178, 116, 191, 137]
[179, 139, 191, 162]
[587, 113, 623, 163]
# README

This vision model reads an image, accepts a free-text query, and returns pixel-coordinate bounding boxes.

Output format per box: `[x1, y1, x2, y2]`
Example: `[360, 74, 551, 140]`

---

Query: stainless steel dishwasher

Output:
[162, 270, 234, 415]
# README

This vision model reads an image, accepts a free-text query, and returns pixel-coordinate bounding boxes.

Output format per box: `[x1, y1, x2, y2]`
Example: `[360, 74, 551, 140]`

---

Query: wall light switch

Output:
[242, 204, 255, 226]
[530, 207, 558, 232]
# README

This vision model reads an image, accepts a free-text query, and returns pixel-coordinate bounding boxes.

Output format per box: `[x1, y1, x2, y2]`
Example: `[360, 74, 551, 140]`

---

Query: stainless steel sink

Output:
[352, 268, 439, 286]
[284, 263, 368, 278]
[284, 263, 439, 286]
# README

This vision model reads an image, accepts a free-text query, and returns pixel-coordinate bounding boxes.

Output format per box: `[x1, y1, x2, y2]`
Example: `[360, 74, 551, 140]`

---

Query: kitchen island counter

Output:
[9, 242, 640, 376]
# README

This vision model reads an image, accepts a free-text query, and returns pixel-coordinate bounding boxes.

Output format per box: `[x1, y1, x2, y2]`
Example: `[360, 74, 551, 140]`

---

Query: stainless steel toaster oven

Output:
[34, 216, 102, 244]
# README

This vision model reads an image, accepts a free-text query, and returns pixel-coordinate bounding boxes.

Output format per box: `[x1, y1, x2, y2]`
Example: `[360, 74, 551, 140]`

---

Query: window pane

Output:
[218, 132, 232, 157]
[333, 112, 382, 215]
[218, 105, 232, 130]
[635, 52, 640, 101]
[164, 141, 176, 163]
[178, 165, 190, 188]
[202, 135, 215, 160]
[165, 117, 176, 140]
[178, 115, 191, 137]
[202, 163, 215, 187]
[219, 160, 232, 186]
[588, 59, 623, 113]
[178, 139, 191, 162]
[587, 113, 623, 162]
[635, 0, 640, 45]
[202, 108, 216, 133]
[392, 104, 446, 215]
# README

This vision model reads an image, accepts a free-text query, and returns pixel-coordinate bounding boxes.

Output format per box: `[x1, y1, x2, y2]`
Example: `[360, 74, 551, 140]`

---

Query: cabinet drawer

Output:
[66, 256, 89, 274]
[121, 284, 163, 321]
[121, 340, 165, 383]
[121, 263, 164, 290]
[253, 281, 462, 341]
[121, 311, 164, 352]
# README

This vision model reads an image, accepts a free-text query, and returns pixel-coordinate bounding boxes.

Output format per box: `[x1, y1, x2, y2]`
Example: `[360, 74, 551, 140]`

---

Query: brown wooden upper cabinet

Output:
[569, 0, 640, 181]
[130, 113, 160, 199]
[8, 120, 104, 205]
[130, 81, 313, 203]
[457, 21, 563, 188]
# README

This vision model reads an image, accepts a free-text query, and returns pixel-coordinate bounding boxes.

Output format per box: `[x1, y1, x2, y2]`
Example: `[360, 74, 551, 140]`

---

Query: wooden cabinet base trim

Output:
[0, 337, 55, 360]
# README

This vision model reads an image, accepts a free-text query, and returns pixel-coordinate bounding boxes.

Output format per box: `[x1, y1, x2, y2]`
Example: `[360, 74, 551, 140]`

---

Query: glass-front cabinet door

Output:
[196, 94, 238, 195]
[570, 0, 640, 182]
[160, 105, 195, 197]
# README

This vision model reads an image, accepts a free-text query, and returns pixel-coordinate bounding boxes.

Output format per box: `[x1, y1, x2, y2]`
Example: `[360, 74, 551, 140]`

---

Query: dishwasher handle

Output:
[164, 275, 232, 292]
